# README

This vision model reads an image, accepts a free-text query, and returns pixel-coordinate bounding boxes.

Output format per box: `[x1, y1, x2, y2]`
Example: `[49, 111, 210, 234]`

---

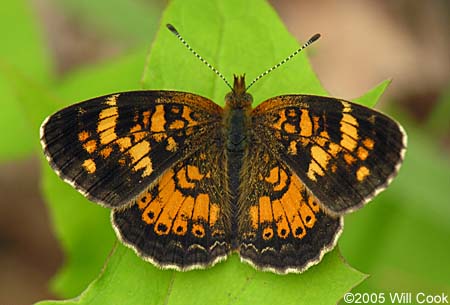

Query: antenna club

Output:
[309, 33, 321, 43]
[246, 32, 321, 91]
[166, 24, 179, 35]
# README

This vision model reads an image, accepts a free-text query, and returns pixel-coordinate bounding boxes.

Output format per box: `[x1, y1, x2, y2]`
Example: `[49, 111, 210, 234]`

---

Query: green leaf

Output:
[426, 84, 450, 137]
[41, 47, 149, 298]
[38, 0, 385, 303]
[56, 48, 149, 102]
[56, 0, 163, 43]
[0, 0, 53, 160]
[36, 245, 364, 305]
[143, 0, 326, 103]
[41, 162, 115, 297]
[353, 79, 391, 108]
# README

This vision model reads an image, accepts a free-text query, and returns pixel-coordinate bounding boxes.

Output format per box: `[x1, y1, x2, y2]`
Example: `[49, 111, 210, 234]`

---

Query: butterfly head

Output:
[225, 74, 253, 109]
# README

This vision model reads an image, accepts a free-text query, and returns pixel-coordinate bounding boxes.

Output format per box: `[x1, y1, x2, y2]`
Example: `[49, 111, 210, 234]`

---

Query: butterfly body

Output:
[41, 73, 406, 273]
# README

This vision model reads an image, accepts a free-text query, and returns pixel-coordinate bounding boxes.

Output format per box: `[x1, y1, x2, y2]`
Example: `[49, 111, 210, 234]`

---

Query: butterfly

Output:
[40, 24, 406, 274]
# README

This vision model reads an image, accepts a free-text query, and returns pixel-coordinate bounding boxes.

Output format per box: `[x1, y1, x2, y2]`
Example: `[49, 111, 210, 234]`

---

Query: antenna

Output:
[246, 33, 321, 90]
[166, 24, 233, 90]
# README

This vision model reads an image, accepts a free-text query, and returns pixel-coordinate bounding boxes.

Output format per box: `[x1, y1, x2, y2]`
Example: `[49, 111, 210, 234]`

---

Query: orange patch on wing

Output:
[142, 201, 160, 225]
[99, 106, 118, 119]
[249, 205, 259, 229]
[82, 158, 96, 174]
[307, 159, 325, 181]
[154, 186, 185, 235]
[312, 116, 320, 133]
[331, 164, 338, 173]
[142, 110, 151, 128]
[328, 142, 341, 157]
[300, 109, 312, 137]
[341, 112, 358, 126]
[286, 108, 296, 117]
[187, 165, 204, 180]
[97, 113, 117, 133]
[98, 115, 118, 145]
[169, 120, 185, 130]
[192, 223, 205, 238]
[166, 137, 177, 152]
[307, 196, 320, 212]
[182, 106, 195, 125]
[341, 101, 352, 112]
[272, 200, 290, 239]
[281, 175, 308, 238]
[340, 114, 359, 151]
[344, 153, 357, 165]
[78, 130, 90, 142]
[116, 137, 132, 151]
[172, 196, 195, 235]
[130, 124, 147, 142]
[128, 141, 150, 164]
[272, 110, 286, 130]
[274, 168, 288, 192]
[142, 171, 174, 224]
[176, 167, 195, 189]
[356, 166, 370, 181]
[153, 133, 166, 142]
[83, 140, 97, 154]
[209, 203, 220, 227]
[265, 167, 279, 184]
[363, 138, 375, 150]
[315, 131, 330, 147]
[192, 193, 210, 222]
[340, 133, 357, 152]
[264, 167, 288, 191]
[134, 132, 147, 143]
[262, 227, 274, 240]
[105, 94, 119, 106]
[100, 146, 113, 158]
[284, 123, 296, 134]
[137, 191, 152, 209]
[299, 202, 316, 228]
[133, 156, 153, 177]
[357, 146, 369, 160]
[258, 196, 273, 223]
[151, 105, 166, 132]
[310, 145, 330, 171]
[288, 140, 297, 155]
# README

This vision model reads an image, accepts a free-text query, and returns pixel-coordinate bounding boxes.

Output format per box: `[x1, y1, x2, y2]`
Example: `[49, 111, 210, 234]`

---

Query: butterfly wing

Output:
[251, 95, 406, 215]
[238, 143, 342, 273]
[41, 91, 223, 208]
[112, 136, 231, 270]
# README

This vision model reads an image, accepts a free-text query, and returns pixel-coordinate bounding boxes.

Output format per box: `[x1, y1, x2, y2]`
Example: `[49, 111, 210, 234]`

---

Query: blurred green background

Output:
[0, 0, 449, 304]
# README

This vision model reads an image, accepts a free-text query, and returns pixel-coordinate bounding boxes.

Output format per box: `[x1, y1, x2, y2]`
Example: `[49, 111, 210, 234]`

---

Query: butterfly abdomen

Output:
[223, 101, 252, 248]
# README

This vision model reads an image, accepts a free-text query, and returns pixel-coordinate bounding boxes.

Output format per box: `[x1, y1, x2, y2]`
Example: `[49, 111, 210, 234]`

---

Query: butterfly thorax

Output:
[224, 75, 253, 149]
[224, 75, 253, 109]
[223, 75, 253, 246]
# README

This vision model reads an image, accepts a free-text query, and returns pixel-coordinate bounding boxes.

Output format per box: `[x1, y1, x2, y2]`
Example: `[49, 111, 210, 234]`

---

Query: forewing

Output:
[251, 95, 406, 215]
[238, 143, 342, 273]
[112, 137, 231, 270]
[41, 91, 223, 208]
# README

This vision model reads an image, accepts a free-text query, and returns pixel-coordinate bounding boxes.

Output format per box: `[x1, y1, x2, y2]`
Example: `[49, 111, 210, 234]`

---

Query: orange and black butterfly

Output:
[40, 24, 406, 274]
